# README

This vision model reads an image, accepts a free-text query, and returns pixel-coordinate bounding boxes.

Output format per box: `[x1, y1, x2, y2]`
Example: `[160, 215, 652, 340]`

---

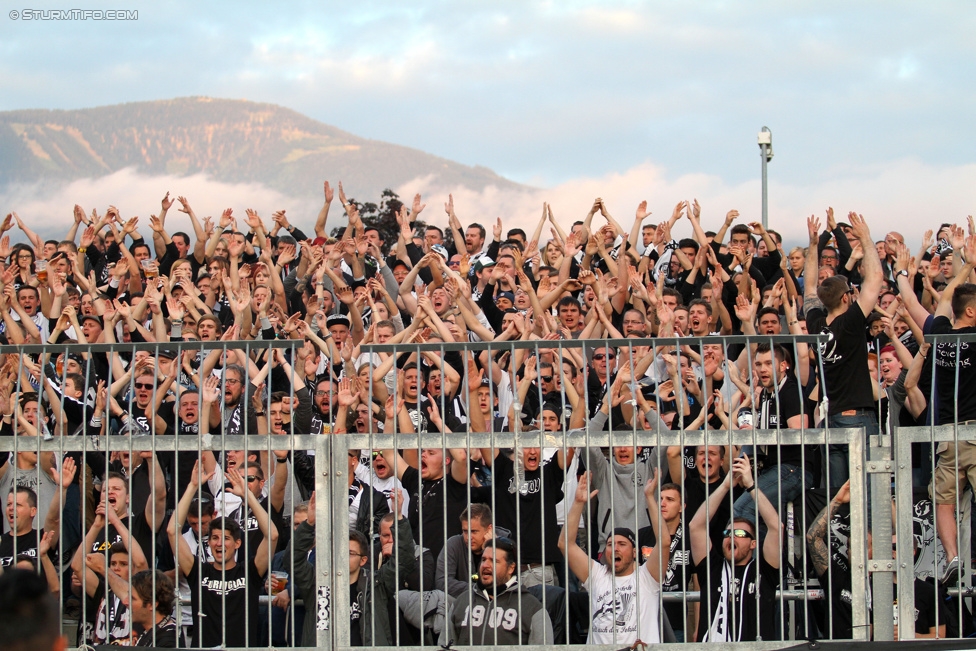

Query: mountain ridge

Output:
[0, 96, 529, 202]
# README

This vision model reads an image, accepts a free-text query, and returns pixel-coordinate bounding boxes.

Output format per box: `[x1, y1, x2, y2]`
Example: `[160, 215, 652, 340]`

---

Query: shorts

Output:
[933, 441, 976, 505]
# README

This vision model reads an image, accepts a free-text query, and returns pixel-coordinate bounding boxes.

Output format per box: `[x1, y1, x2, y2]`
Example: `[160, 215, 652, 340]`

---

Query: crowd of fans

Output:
[0, 182, 974, 647]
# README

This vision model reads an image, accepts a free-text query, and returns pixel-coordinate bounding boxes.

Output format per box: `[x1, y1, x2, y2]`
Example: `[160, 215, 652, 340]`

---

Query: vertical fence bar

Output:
[315, 427, 335, 650]
[894, 421, 917, 639]
[847, 426, 869, 641]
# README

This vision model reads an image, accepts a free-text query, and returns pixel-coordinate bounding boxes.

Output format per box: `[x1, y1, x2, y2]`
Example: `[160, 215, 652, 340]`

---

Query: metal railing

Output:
[0, 333, 972, 649]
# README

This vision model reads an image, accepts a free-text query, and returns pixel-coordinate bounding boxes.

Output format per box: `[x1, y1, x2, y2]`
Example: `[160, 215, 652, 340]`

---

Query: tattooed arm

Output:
[806, 480, 850, 577]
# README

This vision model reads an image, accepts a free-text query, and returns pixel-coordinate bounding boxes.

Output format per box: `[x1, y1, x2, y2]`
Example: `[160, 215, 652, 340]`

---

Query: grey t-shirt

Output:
[0, 464, 57, 534]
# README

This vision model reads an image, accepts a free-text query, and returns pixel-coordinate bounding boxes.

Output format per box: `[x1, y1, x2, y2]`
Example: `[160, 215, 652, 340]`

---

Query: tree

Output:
[330, 189, 431, 257]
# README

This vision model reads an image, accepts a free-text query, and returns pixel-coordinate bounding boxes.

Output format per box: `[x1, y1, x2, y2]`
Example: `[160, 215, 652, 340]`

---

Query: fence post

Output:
[893, 424, 918, 639]
[315, 433, 335, 650]
[868, 435, 895, 640]
[848, 428, 870, 640]
[331, 432, 352, 649]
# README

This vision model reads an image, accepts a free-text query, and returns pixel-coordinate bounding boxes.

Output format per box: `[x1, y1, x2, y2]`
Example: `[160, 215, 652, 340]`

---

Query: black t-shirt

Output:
[817, 557, 855, 639]
[490, 452, 565, 566]
[807, 304, 874, 415]
[755, 376, 807, 468]
[901, 578, 947, 636]
[931, 316, 976, 425]
[187, 560, 261, 648]
[0, 528, 42, 567]
[90, 513, 155, 561]
[135, 615, 182, 647]
[696, 549, 778, 642]
[400, 465, 483, 560]
[683, 470, 743, 552]
[350, 579, 364, 646]
[0, 529, 44, 567]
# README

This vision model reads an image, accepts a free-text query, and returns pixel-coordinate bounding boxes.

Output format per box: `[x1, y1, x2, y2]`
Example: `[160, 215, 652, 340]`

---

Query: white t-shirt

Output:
[585, 558, 662, 645]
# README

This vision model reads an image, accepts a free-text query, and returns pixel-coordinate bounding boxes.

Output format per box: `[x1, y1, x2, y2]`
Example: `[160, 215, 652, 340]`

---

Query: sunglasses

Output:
[540, 375, 554, 382]
[246, 475, 261, 483]
[135, 382, 154, 390]
[723, 528, 754, 539]
[593, 354, 615, 361]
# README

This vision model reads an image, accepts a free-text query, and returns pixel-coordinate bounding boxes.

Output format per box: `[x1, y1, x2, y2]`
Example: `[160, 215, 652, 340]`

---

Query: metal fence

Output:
[0, 334, 973, 649]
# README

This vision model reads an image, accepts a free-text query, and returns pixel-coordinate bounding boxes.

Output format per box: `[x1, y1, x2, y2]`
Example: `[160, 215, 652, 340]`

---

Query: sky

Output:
[1, 1, 974, 247]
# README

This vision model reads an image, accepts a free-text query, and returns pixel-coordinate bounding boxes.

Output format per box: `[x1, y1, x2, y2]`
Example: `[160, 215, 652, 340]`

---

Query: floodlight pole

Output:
[758, 126, 773, 231]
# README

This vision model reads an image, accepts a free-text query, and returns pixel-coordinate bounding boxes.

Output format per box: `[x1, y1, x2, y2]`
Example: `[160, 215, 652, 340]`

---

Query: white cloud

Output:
[2, 157, 971, 254]
[0, 168, 314, 242]
[396, 157, 976, 250]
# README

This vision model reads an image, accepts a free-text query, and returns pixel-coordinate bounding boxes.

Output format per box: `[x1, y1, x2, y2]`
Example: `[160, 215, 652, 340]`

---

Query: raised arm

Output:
[558, 471, 597, 584]
[314, 181, 335, 238]
[167, 461, 213, 576]
[643, 469, 670, 583]
[806, 480, 849, 577]
[935, 235, 976, 319]
[848, 212, 883, 315]
[690, 470, 733, 565]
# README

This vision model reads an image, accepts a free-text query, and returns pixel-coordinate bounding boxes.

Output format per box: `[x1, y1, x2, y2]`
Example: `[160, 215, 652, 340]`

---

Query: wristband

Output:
[254, 411, 266, 417]
[170, 322, 182, 338]
[260, 316, 273, 330]
[90, 416, 102, 428]
[276, 456, 289, 463]
[109, 278, 120, 288]
[78, 246, 88, 254]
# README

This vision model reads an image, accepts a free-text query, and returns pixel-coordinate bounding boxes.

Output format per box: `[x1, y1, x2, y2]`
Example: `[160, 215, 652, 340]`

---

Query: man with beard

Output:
[169, 461, 278, 648]
[690, 454, 781, 643]
[380, 445, 479, 561]
[209, 363, 258, 437]
[310, 376, 337, 435]
[436, 504, 508, 598]
[560, 471, 668, 645]
[732, 344, 811, 523]
[444, 536, 553, 645]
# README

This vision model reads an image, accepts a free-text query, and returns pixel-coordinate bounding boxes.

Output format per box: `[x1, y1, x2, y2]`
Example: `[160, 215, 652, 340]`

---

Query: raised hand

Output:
[574, 471, 598, 504]
[225, 467, 248, 498]
[161, 192, 174, 212]
[848, 212, 872, 243]
[51, 456, 77, 488]
[644, 467, 660, 500]
[176, 195, 193, 215]
[807, 215, 821, 243]
[833, 480, 851, 504]
[202, 375, 221, 404]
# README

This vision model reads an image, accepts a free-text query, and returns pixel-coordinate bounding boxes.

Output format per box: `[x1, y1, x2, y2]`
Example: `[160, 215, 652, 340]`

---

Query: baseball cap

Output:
[327, 313, 351, 328]
[612, 527, 637, 548]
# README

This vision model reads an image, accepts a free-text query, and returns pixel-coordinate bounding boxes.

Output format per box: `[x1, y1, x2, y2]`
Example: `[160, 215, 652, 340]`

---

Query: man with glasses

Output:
[444, 536, 553, 645]
[690, 454, 780, 642]
[586, 346, 616, 415]
[346, 499, 414, 646]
